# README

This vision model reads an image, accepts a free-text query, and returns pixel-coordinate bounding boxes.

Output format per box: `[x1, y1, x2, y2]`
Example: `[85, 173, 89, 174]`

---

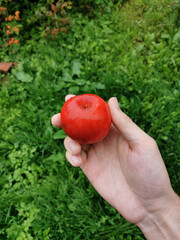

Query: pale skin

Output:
[51, 95, 180, 240]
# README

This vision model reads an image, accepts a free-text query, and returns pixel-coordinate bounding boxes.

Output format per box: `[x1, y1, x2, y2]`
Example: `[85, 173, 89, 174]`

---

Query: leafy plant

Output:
[0, 2, 21, 50]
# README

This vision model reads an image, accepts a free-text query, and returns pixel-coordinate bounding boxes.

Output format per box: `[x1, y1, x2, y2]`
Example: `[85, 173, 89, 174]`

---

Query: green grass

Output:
[0, 0, 180, 239]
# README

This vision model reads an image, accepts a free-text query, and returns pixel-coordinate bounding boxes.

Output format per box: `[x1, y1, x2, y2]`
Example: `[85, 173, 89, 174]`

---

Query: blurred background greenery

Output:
[0, 0, 180, 239]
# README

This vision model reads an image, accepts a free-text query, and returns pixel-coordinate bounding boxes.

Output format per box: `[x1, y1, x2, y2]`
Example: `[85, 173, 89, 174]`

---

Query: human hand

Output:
[51, 95, 180, 239]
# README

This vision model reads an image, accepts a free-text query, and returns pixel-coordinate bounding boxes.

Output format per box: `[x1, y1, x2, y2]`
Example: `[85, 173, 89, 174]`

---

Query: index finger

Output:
[51, 113, 61, 128]
[51, 94, 76, 128]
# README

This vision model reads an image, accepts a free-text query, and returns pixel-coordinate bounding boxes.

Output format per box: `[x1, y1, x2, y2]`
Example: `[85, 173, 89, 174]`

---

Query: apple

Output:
[61, 94, 112, 144]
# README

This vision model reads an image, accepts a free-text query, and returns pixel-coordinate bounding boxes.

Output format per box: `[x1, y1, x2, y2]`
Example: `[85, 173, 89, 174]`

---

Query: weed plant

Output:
[0, 0, 180, 239]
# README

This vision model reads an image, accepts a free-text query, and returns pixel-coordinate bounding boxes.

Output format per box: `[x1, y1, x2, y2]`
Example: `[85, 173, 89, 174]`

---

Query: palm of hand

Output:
[81, 125, 171, 224]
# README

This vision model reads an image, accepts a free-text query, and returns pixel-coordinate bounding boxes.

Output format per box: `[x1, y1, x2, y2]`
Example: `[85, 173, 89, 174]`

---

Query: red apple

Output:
[61, 94, 112, 144]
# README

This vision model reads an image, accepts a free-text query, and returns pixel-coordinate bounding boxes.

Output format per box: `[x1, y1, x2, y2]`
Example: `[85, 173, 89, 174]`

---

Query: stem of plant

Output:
[54, 12, 58, 28]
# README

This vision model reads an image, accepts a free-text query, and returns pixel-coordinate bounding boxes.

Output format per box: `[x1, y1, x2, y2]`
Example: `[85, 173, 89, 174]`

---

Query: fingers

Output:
[64, 136, 82, 167]
[108, 97, 148, 146]
[65, 94, 75, 101]
[64, 136, 87, 167]
[51, 94, 75, 128]
[64, 136, 81, 155]
[51, 113, 61, 128]
[66, 151, 82, 167]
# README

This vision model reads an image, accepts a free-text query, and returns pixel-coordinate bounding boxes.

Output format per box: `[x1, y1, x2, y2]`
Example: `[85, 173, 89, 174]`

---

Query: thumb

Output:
[108, 97, 147, 145]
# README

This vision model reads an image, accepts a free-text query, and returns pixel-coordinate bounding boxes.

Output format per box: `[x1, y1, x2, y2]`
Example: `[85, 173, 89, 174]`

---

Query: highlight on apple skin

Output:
[61, 94, 112, 144]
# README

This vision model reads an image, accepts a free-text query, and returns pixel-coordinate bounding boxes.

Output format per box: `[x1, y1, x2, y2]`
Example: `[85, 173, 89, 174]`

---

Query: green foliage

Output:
[0, 0, 180, 239]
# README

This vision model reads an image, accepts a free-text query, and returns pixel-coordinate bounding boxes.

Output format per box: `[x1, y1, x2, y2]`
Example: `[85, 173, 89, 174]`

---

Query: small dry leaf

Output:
[0, 62, 13, 72]
[0, 62, 18, 72]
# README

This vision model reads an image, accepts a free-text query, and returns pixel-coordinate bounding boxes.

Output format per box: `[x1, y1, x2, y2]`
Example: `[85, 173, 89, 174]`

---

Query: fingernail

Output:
[51, 115, 56, 125]
[71, 155, 79, 166]
[51, 113, 61, 128]
[113, 97, 120, 109]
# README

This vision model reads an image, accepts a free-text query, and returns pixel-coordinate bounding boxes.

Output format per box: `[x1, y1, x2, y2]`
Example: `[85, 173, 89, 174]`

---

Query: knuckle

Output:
[147, 136, 157, 148]
[64, 136, 70, 149]
[65, 151, 69, 160]
[65, 151, 71, 162]
[63, 137, 67, 147]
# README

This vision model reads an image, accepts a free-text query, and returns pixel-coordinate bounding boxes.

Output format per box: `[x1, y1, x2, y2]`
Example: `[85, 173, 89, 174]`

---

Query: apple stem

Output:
[83, 104, 88, 109]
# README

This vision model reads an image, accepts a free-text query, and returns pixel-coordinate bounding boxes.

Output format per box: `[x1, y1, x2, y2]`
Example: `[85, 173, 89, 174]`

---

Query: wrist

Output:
[137, 191, 180, 240]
